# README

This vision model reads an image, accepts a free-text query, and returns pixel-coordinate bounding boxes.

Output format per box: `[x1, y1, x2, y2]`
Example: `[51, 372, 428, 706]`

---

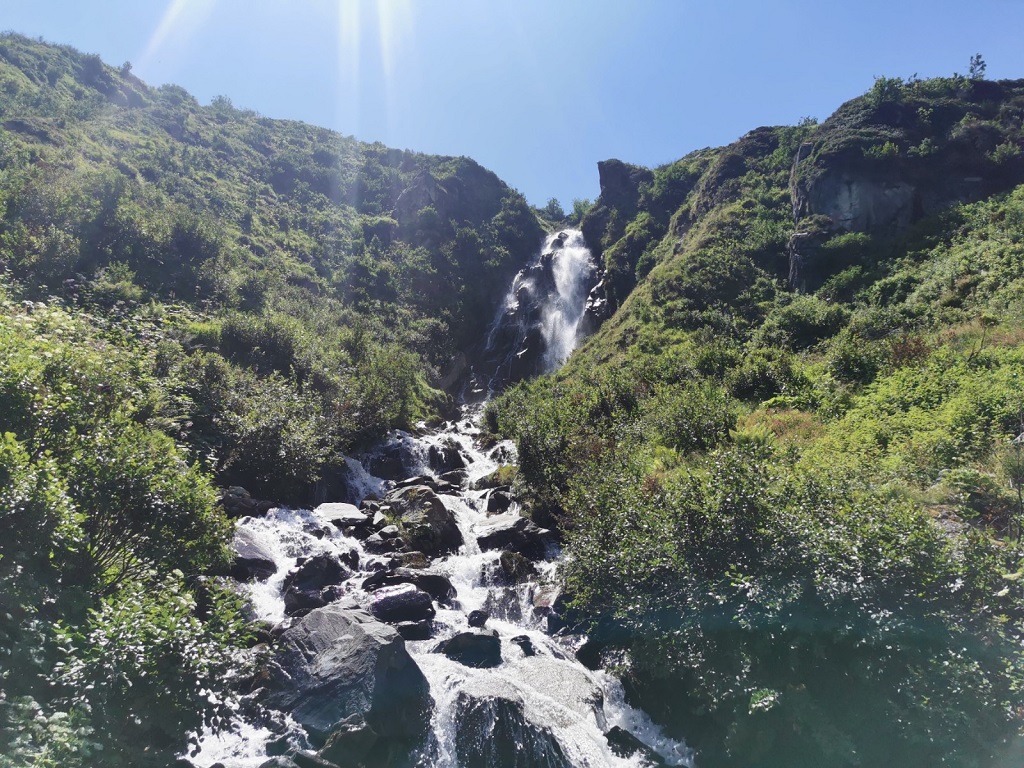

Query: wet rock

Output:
[532, 585, 559, 616]
[394, 551, 430, 569]
[605, 726, 666, 766]
[467, 609, 489, 628]
[289, 752, 339, 768]
[488, 444, 514, 464]
[366, 444, 409, 481]
[363, 531, 405, 555]
[395, 474, 460, 495]
[266, 603, 431, 747]
[221, 486, 276, 519]
[282, 554, 351, 617]
[510, 635, 536, 657]
[362, 568, 456, 605]
[476, 513, 556, 560]
[395, 619, 433, 641]
[314, 502, 368, 529]
[483, 587, 524, 624]
[498, 551, 538, 584]
[439, 469, 468, 486]
[230, 528, 278, 582]
[369, 583, 435, 623]
[385, 485, 463, 557]
[258, 758, 301, 768]
[453, 681, 572, 768]
[472, 465, 514, 490]
[435, 630, 502, 668]
[428, 438, 467, 473]
[486, 489, 513, 515]
[317, 714, 378, 767]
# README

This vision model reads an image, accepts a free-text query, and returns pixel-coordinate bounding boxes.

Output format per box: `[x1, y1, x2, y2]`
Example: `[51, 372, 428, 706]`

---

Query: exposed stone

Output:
[498, 551, 538, 584]
[369, 583, 435, 624]
[282, 554, 351, 617]
[366, 444, 409, 481]
[452, 679, 572, 768]
[395, 619, 433, 641]
[510, 634, 536, 657]
[317, 714, 377, 767]
[438, 469, 469, 486]
[385, 485, 463, 557]
[314, 502, 368, 529]
[221, 486, 276, 519]
[428, 438, 467, 473]
[230, 528, 278, 582]
[394, 551, 430, 569]
[476, 513, 556, 560]
[467, 609, 489, 628]
[362, 568, 456, 605]
[266, 603, 431, 747]
[486, 489, 513, 515]
[362, 531, 405, 555]
[289, 752, 339, 768]
[435, 630, 502, 668]
[605, 726, 666, 766]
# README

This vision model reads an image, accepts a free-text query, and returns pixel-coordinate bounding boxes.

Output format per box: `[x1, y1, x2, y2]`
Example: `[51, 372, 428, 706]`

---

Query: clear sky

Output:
[5, 1, 1024, 207]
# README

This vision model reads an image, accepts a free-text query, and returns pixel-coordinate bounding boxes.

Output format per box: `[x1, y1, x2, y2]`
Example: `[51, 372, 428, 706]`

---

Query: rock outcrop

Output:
[266, 603, 432, 759]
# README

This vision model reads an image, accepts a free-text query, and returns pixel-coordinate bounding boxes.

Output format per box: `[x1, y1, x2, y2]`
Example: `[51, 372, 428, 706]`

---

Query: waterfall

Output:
[481, 229, 596, 392]
[188, 231, 691, 768]
[540, 230, 595, 372]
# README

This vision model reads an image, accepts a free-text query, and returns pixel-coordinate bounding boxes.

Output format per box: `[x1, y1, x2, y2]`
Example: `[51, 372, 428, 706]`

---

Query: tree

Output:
[541, 197, 565, 220]
[568, 198, 592, 225]
[969, 53, 987, 80]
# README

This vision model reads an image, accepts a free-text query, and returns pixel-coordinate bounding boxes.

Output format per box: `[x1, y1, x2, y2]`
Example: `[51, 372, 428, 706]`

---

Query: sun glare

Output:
[139, 0, 217, 70]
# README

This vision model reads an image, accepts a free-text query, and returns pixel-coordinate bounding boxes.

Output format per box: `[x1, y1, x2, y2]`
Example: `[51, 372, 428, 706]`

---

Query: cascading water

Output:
[480, 229, 597, 393]
[189, 231, 692, 768]
[539, 230, 595, 371]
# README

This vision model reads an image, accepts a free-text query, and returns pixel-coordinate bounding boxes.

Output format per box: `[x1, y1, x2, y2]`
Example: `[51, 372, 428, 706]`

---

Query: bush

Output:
[562, 443, 1024, 768]
[642, 382, 738, 454]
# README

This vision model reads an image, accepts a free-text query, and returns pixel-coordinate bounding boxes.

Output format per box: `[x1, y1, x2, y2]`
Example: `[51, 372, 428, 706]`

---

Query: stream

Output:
[191, 231, 694, 768]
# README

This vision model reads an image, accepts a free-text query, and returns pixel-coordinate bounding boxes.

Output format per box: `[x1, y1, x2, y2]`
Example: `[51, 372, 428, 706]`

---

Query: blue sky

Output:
[6, 1, 1024, 207]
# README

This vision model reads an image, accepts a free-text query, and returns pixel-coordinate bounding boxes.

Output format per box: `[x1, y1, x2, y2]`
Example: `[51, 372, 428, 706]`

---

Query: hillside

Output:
[491, 74, 1024, 766]
[4, 32, 1024, 768]
[0, 33, 544, 767]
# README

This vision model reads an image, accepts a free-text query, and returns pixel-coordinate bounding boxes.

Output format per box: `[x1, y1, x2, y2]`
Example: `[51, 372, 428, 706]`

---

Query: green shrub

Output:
[642, 382, 738, 454]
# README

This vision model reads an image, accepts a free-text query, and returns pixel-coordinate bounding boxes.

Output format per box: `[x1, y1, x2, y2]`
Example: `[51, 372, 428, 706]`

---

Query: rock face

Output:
[383, 485, 463, 557]
[789, 82, 1024, 289]
[362, 568, 456, 605]
[230, 528, 278, 582]
[435, 631, 502, 668]
[221, 486, 276, 519]
[452, 679, 573, 768]
[282, 553, 351, 617]
[266, 603, 432, 755]
[477, 231, 598, 390]
[369, 583, 435, 624]
[476, 513, 557, 560]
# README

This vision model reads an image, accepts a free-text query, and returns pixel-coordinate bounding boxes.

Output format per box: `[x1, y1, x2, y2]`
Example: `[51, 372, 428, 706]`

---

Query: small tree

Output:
[969, 53, 987, 80]
[541, 197, 565, 220]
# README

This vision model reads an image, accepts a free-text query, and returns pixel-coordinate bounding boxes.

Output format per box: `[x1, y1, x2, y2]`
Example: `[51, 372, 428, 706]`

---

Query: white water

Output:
[482, 229, 595, 391]
[540, 230, 595, 371]
[190, 232, 692, 767]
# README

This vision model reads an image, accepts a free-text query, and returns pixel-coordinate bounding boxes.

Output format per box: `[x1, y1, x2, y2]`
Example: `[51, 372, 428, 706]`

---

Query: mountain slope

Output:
[0, 34, 544, 766]
[491, 74, 1024, 767]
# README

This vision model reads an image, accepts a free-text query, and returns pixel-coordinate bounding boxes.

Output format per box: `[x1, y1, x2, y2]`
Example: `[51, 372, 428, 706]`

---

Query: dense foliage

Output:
[492, 76, 1024, 766]
[0, 34, 544, 764]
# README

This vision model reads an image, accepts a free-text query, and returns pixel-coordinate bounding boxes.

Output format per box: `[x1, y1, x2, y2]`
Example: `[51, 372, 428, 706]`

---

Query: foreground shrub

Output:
[563, 444, 1024, 768]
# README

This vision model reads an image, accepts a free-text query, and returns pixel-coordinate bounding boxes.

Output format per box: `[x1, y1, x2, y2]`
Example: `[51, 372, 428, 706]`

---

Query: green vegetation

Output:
[491, 75, 1024, 766]
[0, 34, 542, 763]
